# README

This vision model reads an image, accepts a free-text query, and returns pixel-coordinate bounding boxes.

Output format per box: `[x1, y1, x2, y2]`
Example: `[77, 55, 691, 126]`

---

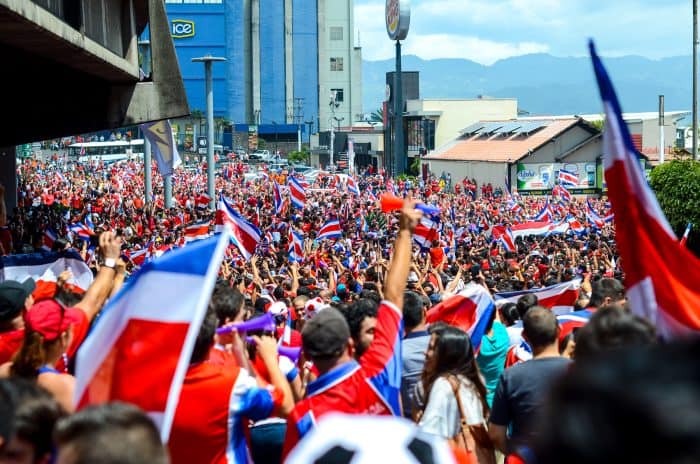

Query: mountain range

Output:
[362, 54, 694, 119]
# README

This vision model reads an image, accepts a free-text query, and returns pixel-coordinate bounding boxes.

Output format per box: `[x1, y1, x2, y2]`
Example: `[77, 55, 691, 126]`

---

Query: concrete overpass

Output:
[0, 0, 190, 208]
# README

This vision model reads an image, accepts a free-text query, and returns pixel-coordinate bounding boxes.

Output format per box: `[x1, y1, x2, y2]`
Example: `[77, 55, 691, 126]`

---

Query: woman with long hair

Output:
[419, 325, 494, 463]
[6, 300, 81, 413]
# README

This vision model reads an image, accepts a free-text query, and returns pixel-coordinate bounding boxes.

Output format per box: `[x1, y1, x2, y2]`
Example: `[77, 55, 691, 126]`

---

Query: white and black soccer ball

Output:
[286, 413, 459, 464]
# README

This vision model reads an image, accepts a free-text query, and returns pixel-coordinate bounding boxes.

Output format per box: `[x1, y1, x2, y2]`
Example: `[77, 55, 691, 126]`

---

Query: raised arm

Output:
[383, 198, 422, 310]
[74, 231, 122, 322]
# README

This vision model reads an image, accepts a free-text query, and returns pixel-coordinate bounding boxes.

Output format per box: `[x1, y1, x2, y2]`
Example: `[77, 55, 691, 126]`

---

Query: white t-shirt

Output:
[419, 376, 485, 439]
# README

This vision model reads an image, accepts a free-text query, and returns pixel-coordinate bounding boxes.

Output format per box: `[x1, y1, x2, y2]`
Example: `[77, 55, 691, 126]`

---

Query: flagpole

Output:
[144, 137, 152, 204]
[694, 0, 698, 160]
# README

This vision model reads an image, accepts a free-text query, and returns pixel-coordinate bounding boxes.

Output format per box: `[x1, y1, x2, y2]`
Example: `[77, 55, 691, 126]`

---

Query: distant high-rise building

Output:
[163, 0, 361, 141]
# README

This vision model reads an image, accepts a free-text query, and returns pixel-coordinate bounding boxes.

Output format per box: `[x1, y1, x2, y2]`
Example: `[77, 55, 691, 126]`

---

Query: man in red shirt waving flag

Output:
[282, 197, 423, 458]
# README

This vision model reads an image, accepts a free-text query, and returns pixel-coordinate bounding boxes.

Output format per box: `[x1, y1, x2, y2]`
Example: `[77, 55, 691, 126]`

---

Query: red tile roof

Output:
[425, 119, 582, 162]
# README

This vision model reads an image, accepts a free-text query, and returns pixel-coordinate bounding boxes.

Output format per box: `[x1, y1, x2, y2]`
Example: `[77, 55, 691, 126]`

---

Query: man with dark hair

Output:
[54, 401, 168, 464]
[401, 291, 430, 419]
[170, 304, 293, 464]
[342, 298, 379, 359]
[574, 304, 656, 361]
[489, 307, 570, 459]
[534, 339, 700, 464]
[587, 278, 625, 309]
[0, 378, 66, 463]
[208, 284, 246, 366]
[515, 293, 538, 320]
[283, 198, 423, 457]
[210, 281, 245, 327]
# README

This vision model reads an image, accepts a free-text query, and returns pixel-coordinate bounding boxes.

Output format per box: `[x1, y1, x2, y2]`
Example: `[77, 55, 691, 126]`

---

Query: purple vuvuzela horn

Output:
[216, 313, 275, 335]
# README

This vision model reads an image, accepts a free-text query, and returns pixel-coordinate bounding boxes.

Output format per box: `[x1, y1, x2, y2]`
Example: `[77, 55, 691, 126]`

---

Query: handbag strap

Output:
[446, 375, 472, 451]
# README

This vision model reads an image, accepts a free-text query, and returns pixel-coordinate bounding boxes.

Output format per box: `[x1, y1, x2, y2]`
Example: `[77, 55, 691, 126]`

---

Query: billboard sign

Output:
[171, 19, 195, 39]
[385, 0, 410, 41]
[517, 162, 598, 191]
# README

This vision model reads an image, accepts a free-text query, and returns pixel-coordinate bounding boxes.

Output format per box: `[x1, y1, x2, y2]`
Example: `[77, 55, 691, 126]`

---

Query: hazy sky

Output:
[355, 0, 693, 64]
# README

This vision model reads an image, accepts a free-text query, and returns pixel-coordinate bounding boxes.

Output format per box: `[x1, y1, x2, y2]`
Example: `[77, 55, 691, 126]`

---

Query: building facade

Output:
[164, 0, 361, 148]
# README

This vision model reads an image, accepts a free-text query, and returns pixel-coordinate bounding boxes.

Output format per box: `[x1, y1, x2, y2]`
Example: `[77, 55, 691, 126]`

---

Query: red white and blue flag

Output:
[183, 221, 210, 243]
[413, 216, 439, 249]
[510, 221, 552, 239]
[215, 195, 261, 260]
[507, 198, 523, 214]
[552, 184, 572, 202]
[288, 177, 307, 209]
[426, 283, 496, 349]
[567, 216, 586, 234]
[1, 250, 94, 301]
[73, 232, 229, 442]
[69, 222, 94, 241]
[558, 169, 578, 188]
[532, 197, 553, 222]
[346, 175, 360, 196]
[491, 225, 516, 252]
[591, 41, 700, 338]
[42, 228, 57, 252]
[495, 279, 581, 315]
[316, 219, 342, 241]
[273, 181, 284, 215]
[288, 229, 305, 262]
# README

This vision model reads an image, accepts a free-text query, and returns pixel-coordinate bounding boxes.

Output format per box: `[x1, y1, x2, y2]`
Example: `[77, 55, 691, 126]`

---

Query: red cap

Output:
[25, 300, 82, 341]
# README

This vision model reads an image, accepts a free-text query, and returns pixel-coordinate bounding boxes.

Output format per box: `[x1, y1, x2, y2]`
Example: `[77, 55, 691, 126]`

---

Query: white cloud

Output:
[355, 0, 691, 62]
[404, 34, 550, 65]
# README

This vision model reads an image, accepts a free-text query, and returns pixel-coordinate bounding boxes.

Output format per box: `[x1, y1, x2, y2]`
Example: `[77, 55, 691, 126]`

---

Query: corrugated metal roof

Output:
[425, 118, 581, 162]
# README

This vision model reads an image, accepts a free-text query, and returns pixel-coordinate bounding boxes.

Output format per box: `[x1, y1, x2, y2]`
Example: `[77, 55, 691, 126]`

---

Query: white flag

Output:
[140, 120, 182, 176]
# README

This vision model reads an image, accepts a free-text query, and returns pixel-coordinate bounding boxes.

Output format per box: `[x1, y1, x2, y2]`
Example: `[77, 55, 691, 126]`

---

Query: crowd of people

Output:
[0, 155, 698, 464]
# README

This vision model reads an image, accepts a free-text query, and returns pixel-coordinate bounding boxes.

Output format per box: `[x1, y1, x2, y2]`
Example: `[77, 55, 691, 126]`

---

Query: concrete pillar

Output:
[0, 147, 17, 213]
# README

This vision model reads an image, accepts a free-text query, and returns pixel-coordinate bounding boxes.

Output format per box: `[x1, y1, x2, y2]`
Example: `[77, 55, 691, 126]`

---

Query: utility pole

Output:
[329, 91, 339, 170]
[694, 0, 698, 160]
[192, 55, 226, 210]
[294, 98, 304, 153]
[659, 95, 665, 163]
[394, 41, 405, 176]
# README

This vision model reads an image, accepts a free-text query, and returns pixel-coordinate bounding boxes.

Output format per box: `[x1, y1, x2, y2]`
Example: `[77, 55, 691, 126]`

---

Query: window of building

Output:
[331, 89, 344, 103]
[330, 57, 344, 71]
[330, 27, 343, 41]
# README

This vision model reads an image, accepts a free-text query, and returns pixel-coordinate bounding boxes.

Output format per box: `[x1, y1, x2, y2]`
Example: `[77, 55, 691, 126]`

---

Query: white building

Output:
[317, 0, 363, 132]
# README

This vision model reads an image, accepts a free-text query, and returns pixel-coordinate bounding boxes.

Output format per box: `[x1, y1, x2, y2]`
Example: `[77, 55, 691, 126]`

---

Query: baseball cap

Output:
[302, 308, 350, 360]
[25, 300, 82, 341]
[0, 279, 36, 322]
[336, 283, 347, 293]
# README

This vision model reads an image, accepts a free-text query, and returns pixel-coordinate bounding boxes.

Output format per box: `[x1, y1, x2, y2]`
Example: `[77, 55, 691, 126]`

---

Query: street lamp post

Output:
[305, 120, 314, 165]
[192, 55, 226, 210]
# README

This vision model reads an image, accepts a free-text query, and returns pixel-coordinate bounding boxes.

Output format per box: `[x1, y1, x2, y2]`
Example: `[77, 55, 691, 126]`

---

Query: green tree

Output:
[288, 150, 310, 165]
[370, 107, 384, 122]
[649, 160, 700, 255]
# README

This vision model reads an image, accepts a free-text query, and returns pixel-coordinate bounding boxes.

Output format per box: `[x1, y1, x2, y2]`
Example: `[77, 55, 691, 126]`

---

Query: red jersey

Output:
[0, 329, 23, 365]
[282, 300, 403, 457]
[170, 362, 283, 464]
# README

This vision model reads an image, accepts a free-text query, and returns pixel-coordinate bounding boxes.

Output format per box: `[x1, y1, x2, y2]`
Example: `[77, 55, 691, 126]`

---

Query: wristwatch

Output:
[103, 257, 117, 269]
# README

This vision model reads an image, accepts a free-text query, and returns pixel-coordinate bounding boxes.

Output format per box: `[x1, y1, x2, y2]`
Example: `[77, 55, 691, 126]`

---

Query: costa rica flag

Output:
[73, 232, 229, 442]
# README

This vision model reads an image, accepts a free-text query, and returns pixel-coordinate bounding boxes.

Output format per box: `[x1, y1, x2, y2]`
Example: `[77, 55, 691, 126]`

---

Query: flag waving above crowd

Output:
[590, 41, 700, 338]
[73, 231, 229, 442]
